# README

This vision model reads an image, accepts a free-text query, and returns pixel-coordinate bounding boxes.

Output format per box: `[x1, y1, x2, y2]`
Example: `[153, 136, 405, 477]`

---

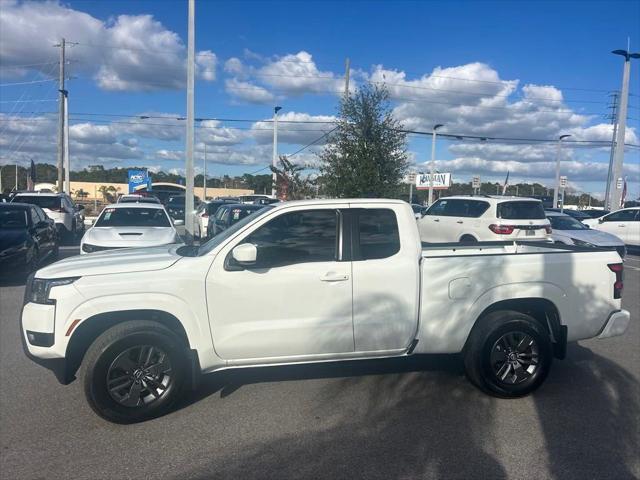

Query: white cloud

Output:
[250, 111, 337, 146]
[0, 2, 216, 91]
[225, 78, 275, 104]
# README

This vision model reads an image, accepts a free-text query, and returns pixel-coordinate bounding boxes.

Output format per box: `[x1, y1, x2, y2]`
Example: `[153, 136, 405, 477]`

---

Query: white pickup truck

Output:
[21, 199, 630, 423]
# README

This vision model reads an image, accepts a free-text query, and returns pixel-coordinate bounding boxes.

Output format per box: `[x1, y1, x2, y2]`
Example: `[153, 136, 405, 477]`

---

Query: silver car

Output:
[547, 211, 626, 258]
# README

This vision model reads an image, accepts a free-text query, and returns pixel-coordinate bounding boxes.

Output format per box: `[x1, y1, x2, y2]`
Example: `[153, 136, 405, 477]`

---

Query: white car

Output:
[11, 192, 84, 240]
[118, 194, 160, 204]
[547, 211, 626, 258]
[582, 207, 640, 248]
[80, 203, 180, 254]
[21, 199, 629, 423]
[419, 195, 551, 243]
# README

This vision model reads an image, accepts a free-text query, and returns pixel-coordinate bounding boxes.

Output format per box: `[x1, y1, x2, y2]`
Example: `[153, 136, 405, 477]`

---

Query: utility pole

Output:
[610, 45, 639, 210]
[553, 134, 571, 208]
[184, 0, 195, 241]
[203, 143, 207, 200]
[55, 38, 66, 193]
[344, 57, 351, 97]
[428, 124, 444, 206]
[63, 92, 70, 194]
[604, 91, 619, 209]
[272, 106, 282, 197]
[15, 164, 18, 190]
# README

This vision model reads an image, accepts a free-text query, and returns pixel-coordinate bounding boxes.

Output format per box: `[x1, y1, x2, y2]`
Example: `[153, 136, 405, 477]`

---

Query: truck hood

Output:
[82, 226, 178, 248]
[35, 245, 182, 279]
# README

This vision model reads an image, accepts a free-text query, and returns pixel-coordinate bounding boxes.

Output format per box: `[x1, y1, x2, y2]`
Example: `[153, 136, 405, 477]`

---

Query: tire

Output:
[463, 310, 552, 398]
[460, 235, 478, 244]
[82, 320, 189, 423]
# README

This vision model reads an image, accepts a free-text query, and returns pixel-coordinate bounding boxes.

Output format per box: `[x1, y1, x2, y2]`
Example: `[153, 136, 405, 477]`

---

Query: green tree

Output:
[319, 84, 409, 198]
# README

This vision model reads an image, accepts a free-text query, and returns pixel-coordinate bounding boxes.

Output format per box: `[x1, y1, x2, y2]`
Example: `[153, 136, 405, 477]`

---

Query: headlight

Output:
[573, 238, 596, 248]
[28, 277, 78, 305]
[82, 243, 97, 253]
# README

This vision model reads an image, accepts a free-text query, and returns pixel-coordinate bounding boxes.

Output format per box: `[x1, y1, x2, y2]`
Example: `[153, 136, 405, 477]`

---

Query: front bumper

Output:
[597, 310, 631, 339]
[20, 303, 72, 384]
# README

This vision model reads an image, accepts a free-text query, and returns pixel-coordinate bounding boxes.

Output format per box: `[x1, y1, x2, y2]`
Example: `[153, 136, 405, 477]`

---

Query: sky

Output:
[1, 0, 639, 198]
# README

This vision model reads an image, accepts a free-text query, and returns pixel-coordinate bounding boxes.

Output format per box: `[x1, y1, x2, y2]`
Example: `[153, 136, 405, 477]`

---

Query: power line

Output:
[0, 61, 58, 69]
[0, 78, 57, 87]
[287, 127, 339, 157]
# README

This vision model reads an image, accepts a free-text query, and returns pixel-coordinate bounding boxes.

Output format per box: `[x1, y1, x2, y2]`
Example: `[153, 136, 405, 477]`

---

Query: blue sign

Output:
[128, 170, 148, 193]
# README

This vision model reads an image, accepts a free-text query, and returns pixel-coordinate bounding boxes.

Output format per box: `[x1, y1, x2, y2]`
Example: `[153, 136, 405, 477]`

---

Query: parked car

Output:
[0, 203, 58, 275]
[207, 203, 265, 238]
[253, 197, 281, 206]
[11, 192, 84, 240]
[545, 208, 592, 222]
[410, 203, 424, 219]
[118, 194, 161, 204]
[582, 207, 640, 248]
[419, 195, 551, 243]
[581, 209, 610, 219]
[547, 211, 626, 258]
[21, 199, 629, 423]
[237, 194, 273, 204]
[165, 195, 200, 221]
[80, 203, 180, 254]
[194, 199, 237, 239]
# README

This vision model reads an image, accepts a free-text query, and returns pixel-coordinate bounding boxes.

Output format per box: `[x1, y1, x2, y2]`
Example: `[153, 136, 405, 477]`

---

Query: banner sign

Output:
[416, 173, 452, 190]
[128, 170, 149, 193]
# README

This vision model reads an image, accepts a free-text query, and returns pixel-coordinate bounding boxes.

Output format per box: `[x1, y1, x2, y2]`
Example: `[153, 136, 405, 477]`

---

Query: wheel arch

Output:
[468, 297, 566, 359]
[64, 309, 192, 385]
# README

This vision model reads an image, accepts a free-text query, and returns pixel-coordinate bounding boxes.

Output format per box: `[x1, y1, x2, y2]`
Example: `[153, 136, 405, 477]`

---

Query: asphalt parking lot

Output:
[0, 249, 638, 480]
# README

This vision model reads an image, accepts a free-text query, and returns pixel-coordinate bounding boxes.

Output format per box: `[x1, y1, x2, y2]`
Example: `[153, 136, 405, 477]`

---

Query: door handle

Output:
[320, 272, 349, 282]
[618, 225, 626, 227]
[433, 219, 440, 222]
[456, 220, 464, 224]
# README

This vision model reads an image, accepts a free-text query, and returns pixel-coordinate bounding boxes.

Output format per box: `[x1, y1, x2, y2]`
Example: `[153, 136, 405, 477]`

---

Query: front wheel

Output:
[82, 321, 188, 423]
[463, 310, 552, 398]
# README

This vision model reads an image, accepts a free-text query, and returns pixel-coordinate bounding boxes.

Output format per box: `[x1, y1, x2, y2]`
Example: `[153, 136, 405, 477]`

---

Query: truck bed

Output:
[421, 240, 619, 258]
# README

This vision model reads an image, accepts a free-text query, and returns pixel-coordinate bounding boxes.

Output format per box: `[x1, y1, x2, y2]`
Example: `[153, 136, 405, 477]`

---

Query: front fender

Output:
[60, 293, 221, 371]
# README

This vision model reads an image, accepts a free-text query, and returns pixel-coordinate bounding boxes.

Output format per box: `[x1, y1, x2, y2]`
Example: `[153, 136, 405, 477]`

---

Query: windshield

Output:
[548, 215, 588, 230]
[95, 207, 171, 227]
[12, 195, 60, 210]
[497, 201, 546, 220]
[197, 206, 273, 256]
[0, 209, 28, 228]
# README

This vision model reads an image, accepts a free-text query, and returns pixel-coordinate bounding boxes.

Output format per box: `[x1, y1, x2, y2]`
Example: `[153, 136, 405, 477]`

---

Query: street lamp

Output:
[609, 48, 639, 210]
[428, 124, 444, 206]
[553, 134, 571, 208]
[272, 106, 282, 197]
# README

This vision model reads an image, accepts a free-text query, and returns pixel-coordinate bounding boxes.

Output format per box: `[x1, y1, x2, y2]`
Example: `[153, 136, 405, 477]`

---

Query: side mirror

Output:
[232, 243, 257, 265]
[598, 218, 604, 224]
[174, 219, 185, 226]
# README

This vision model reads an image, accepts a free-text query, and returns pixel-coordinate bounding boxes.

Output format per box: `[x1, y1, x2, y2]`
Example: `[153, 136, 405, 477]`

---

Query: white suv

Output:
[418, 195, 551, 243]
[11, 192, 84, 240]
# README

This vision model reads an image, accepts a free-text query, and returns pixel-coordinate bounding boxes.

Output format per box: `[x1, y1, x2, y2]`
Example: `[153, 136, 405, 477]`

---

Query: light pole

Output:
[609, 47, 639, 210]
[272, 106, 282, 197]
[553, 134, 571, 208]
[428, 124, 444, 206]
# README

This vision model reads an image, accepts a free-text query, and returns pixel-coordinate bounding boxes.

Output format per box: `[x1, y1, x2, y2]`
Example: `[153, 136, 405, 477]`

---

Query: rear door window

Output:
[355, 209, 400, 260]
[13, 196, 61, 210]
[497, 201, 546, 219]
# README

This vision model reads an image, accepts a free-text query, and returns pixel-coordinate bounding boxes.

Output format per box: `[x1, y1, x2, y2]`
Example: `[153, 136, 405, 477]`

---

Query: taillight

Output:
[489, 224, 515, 235]
[544, 225, 552, 234]
[608, 263, 624, 299]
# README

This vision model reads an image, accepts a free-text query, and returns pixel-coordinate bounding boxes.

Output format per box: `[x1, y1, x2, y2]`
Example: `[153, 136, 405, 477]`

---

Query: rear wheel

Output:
[460, 235, 477, 244]
[82, 321, 188, 423]
[464, 310, 552, 397]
